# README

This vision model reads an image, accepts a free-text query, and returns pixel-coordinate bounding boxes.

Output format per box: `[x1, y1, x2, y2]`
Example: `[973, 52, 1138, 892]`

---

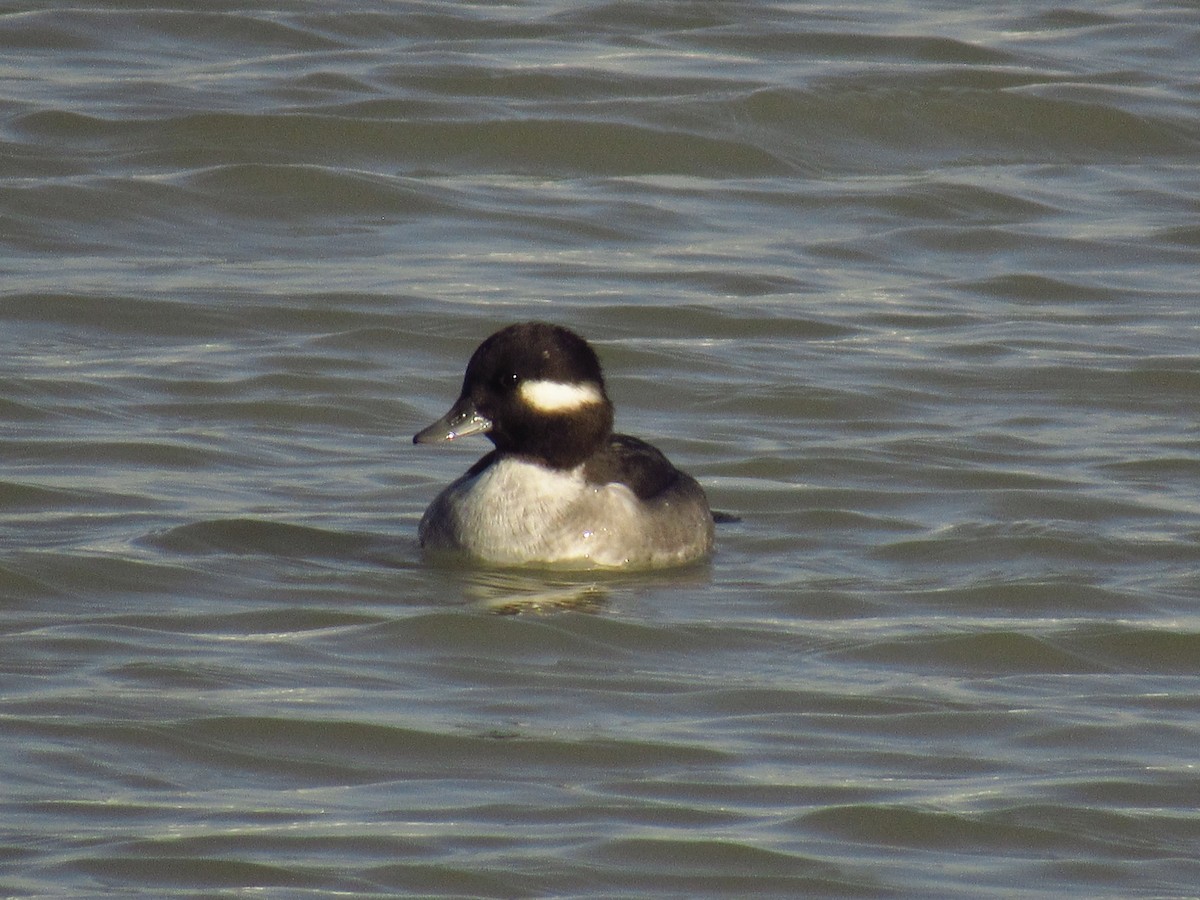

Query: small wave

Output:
[144, 518, 380, 559]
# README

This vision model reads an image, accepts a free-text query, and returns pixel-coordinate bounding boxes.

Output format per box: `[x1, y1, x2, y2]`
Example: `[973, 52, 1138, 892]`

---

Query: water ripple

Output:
[4, 2, 1200, 897]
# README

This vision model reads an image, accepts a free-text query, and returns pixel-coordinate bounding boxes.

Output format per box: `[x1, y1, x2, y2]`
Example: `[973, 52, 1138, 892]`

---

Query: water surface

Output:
[3, 2, 1200, 897]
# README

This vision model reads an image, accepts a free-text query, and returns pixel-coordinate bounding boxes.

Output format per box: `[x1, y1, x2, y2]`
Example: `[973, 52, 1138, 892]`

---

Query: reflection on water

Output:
[429, 558, 718, 616]
[465, 570, 612, 615]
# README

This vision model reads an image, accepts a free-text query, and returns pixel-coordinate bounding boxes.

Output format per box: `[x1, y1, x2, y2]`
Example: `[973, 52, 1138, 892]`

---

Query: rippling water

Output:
[3, 2, 1200, 897]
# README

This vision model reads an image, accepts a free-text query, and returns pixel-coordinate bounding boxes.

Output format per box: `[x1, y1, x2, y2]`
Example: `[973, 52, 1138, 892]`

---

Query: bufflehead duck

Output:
[413, 322, 714, 568]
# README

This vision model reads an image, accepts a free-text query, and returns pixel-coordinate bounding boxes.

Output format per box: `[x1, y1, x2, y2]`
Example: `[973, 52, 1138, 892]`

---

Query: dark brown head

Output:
[414, 322, 614, 469]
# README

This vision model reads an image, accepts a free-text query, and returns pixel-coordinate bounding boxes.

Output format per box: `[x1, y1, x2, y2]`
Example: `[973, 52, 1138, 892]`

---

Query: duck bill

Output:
[413, 397, 493, 444]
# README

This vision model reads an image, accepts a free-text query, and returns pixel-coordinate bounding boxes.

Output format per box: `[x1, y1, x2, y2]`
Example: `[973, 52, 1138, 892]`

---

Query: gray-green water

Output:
[3, 2, 1200, 897]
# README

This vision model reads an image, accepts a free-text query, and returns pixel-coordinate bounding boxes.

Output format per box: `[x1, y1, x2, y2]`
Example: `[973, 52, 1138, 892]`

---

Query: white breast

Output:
[419, 456, 643, 567]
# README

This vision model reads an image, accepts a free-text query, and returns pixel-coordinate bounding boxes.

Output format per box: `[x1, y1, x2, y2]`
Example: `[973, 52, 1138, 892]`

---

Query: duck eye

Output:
[500, 372, 519, 391]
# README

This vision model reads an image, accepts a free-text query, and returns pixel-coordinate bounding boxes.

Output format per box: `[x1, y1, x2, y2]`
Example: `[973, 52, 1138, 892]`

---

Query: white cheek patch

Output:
[518, 379, 604, 413]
